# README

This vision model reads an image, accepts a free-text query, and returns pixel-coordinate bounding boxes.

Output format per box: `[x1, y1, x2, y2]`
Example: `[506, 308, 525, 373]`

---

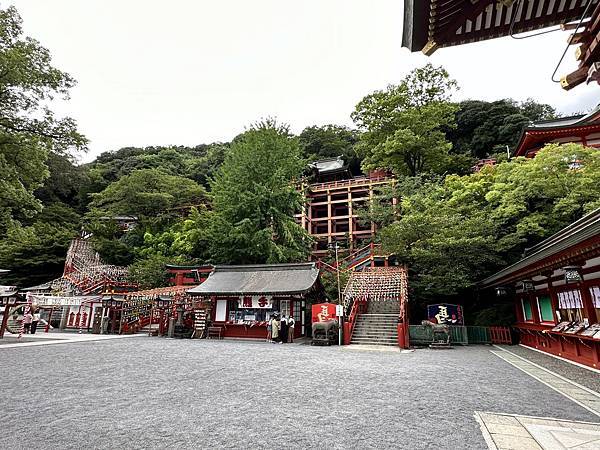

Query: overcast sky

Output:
[10, 0, 600, 162]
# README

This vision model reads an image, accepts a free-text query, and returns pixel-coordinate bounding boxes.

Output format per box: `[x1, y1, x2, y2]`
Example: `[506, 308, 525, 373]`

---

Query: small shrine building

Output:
[481, 209, 600, 369]
[187, 263, 324, 340]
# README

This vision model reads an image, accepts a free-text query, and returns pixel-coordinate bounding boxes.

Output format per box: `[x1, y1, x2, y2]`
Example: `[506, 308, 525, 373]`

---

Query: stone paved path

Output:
[1, 338, 598, 449]
[491, 346, 600, 418]
[0, 331, 142, 348]
[476, 412, 600, 449]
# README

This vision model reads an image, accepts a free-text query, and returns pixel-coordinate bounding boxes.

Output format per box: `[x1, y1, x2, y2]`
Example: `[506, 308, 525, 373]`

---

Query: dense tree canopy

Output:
[375, 144, 600, 312]
[88, 169, 207, 219]
[352, 64, 459, 177]
[448, 99, 557, 159]
[0, 6, 86, 235]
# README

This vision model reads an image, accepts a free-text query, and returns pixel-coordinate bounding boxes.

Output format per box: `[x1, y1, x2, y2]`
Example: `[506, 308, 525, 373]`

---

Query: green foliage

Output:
[85, 143, 229, 192]
[472, 303, 515, 327]
[375, 143, 600, 306]
[0, 5, 86, 234]
[298, 125, 361, 175]
[34, 152, 89, 211]
[0, 207, 80, 286]
[88, 169, 207, 219]
[448, 99, 556, 158]
[352, 64, 459, 176]
[128, 254, 171, 289]
[320, 270, 349, 303]
[204, 120, 312, 264]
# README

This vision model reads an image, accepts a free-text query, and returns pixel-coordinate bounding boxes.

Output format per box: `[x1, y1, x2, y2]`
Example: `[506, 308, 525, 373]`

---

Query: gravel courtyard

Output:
[1, 338, 597, 449]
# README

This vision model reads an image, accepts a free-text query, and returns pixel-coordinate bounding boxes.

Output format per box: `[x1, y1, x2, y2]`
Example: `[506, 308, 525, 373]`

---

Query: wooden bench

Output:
[207, 326, 223, 339]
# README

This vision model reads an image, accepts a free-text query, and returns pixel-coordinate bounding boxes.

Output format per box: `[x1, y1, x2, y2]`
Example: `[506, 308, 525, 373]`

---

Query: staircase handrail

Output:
[337, 243, 380, 267]
[342, 296, 367, 345]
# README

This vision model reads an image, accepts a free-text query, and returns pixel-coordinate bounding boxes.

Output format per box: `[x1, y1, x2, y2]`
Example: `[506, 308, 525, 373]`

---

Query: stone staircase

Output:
[350, 299, 399, 346]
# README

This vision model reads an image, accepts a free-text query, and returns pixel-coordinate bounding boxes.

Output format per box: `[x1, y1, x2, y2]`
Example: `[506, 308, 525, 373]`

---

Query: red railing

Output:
[343, 297, 367, 345]
[490, 326, 512, 344]
[310, 176, 391, 192]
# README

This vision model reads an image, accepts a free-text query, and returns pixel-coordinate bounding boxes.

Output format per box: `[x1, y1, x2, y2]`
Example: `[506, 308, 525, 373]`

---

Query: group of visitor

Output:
[16, 308, 41, 334]
[267, 314, 295, 343]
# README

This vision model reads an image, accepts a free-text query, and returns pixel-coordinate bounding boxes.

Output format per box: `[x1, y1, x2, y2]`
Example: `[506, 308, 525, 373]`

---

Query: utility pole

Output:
[329, 241, 343, 346]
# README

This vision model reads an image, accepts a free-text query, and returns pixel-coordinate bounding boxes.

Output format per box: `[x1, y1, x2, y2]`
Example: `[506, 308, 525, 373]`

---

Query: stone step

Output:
[355, 320, 397, 324]
[352, 332, 397, 336]
[351, 339, 398, 346]
[359, 314, 398, 316]
[351, 335, 398, 341]
[355, 318, 397, 322]
[354, 326, 398, 333]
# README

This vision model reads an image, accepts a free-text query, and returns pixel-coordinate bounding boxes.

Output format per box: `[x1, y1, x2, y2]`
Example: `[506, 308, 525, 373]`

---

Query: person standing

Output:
[280, 315, 288, 344]
[287, 315, 295, 343]
[266, 315, 273, 342]
[271, 315, 280, 343]
[23, 310, 33, 334]
[31, 309, 41, 334]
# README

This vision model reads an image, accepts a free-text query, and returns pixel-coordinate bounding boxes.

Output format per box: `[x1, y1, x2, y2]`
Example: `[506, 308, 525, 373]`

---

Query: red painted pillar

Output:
[397, 322, 409, 349]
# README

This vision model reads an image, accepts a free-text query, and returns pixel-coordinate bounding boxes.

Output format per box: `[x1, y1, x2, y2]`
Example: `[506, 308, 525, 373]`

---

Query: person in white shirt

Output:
[31, 310, 41, 334]
[287, 316, 295, 343]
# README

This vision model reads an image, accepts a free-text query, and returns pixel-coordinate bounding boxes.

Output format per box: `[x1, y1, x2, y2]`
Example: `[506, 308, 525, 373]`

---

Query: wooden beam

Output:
[560, 66, 590, 91]
[434, 0, 496, 41]
[561, 20, 591, 31]
[422, 39, 439, 55]
[568, 31, 590, 45]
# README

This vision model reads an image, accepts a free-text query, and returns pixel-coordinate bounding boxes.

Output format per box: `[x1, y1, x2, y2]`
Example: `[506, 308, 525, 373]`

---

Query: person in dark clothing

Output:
[280, 315, 288, 344]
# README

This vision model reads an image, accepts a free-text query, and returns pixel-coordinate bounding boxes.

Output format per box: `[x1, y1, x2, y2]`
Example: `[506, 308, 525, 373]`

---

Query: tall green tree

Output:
[205, 120, 311, 264]
[0, 6, 86, 234]
[352, 64, 459, 176]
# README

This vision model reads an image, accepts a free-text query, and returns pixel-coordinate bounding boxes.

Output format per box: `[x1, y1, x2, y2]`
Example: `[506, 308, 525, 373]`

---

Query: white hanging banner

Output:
[28, 295, 102, 307]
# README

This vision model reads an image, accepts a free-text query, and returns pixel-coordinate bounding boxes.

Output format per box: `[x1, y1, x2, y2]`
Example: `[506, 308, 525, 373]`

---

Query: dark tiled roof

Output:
[187, 263, 319, 295]
[480, 209, 600, 287]
[21, 282, 53, 291]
